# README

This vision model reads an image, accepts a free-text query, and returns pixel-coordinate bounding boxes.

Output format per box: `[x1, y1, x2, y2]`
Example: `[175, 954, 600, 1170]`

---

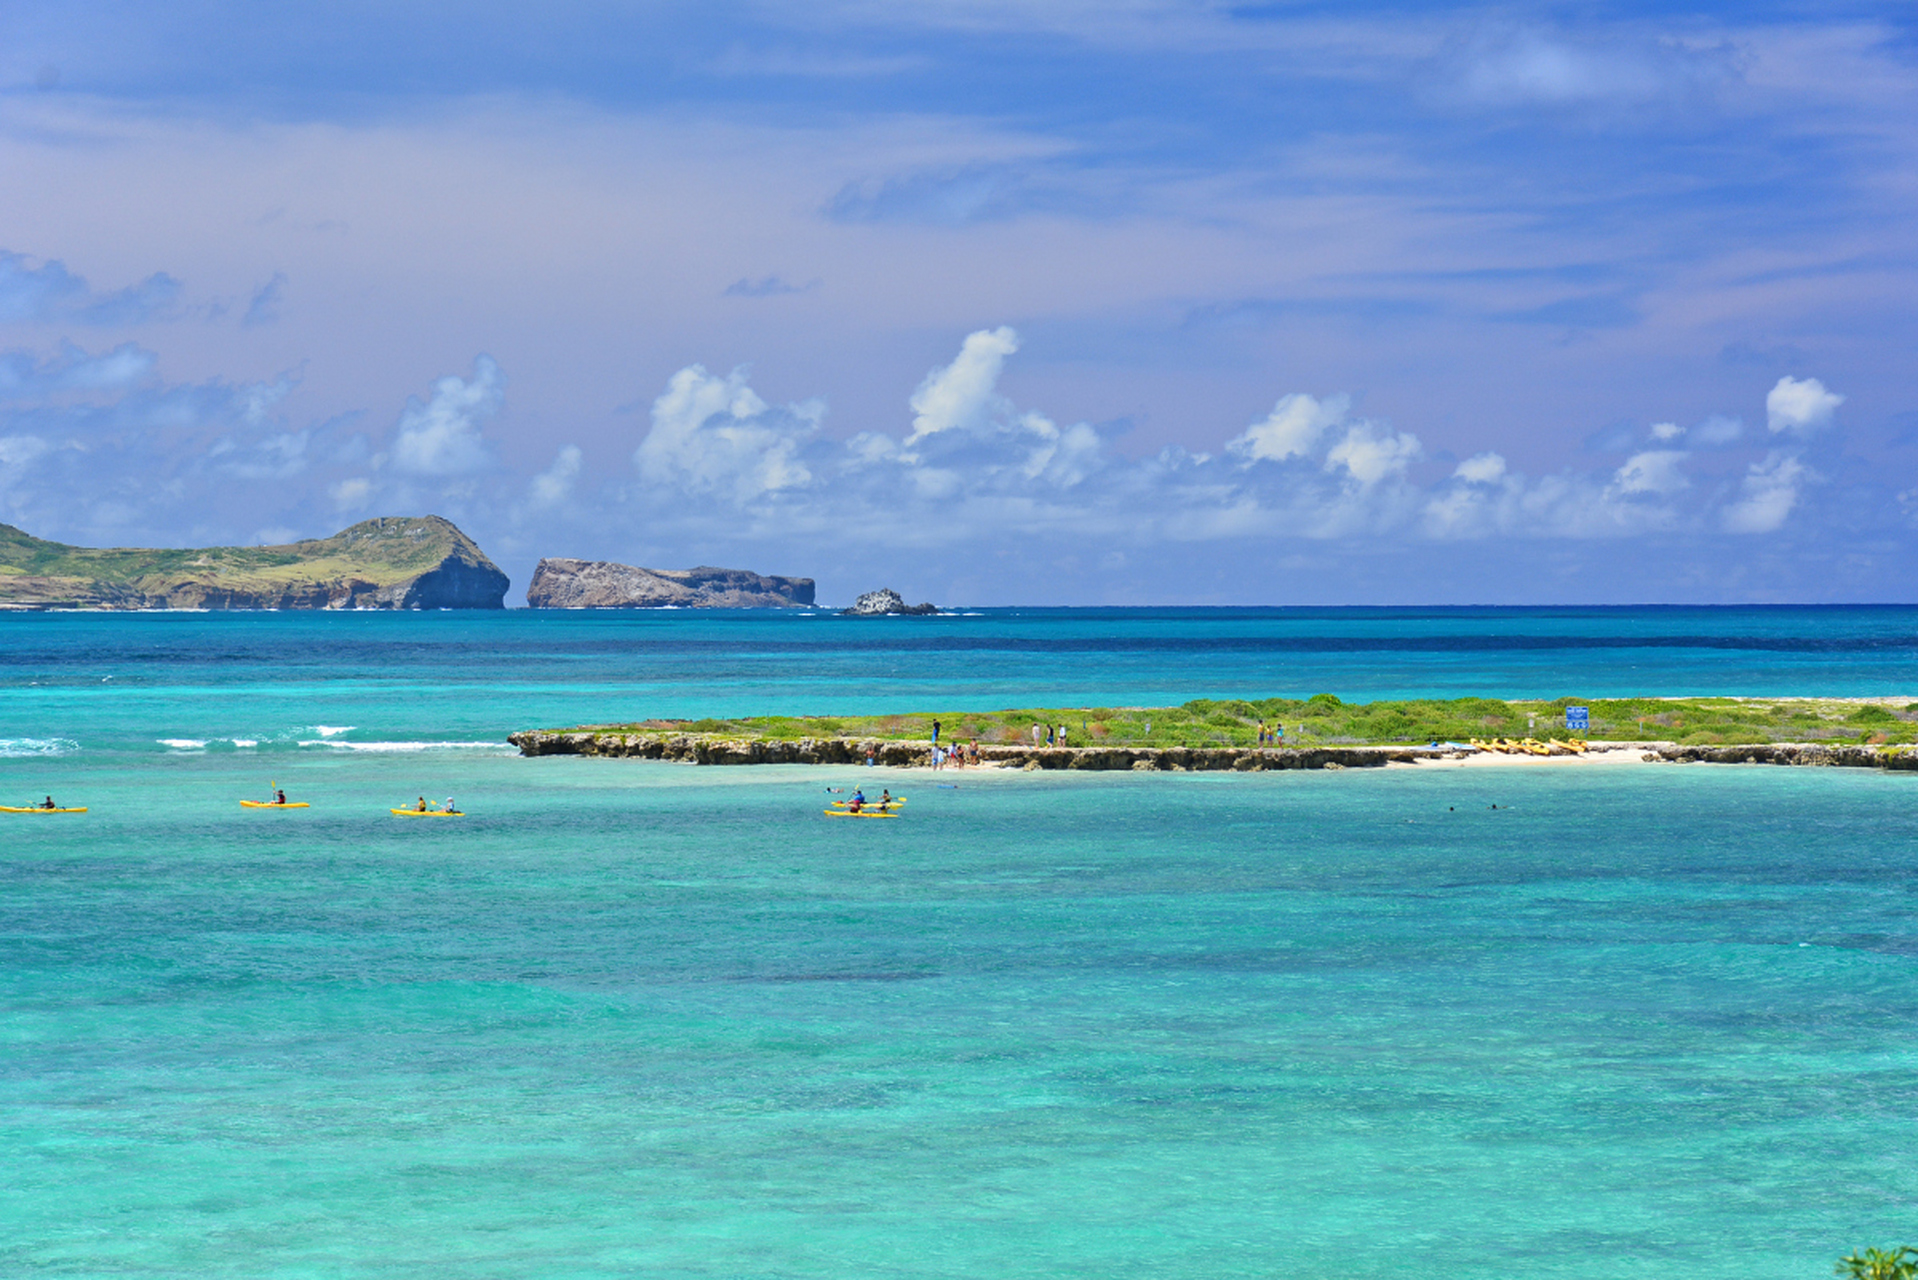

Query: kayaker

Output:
[275, 788, 288, 806]
[416, 796, 428, 812]
[40, 795, 56, 810]
[850, 788, 866, 807]
[444, 797, 457, 815]
[879, 789, 894, 809]
[848, 796, 864, 813]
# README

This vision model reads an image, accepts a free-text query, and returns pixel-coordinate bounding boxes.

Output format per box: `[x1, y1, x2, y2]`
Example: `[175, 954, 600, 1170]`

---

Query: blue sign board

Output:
[1565, 706, 1589, 732]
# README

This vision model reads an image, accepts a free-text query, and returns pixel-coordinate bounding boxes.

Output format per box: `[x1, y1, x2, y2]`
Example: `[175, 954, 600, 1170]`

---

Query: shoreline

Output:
[507, 731, 1918, 773]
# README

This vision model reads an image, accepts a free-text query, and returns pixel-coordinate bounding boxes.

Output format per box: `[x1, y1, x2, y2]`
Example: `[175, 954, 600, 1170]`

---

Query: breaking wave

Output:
[296, 740, 512, 754]
[0, 737, 79, 758]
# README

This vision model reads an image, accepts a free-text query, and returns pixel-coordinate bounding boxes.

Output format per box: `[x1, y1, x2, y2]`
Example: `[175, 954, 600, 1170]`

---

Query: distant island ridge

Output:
[0, 516, 508, 610]
[0, 518, 857, 611]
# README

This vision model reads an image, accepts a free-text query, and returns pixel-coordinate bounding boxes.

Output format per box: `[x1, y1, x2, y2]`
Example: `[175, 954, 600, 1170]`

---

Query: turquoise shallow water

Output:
[4, 610, 1918, 1277]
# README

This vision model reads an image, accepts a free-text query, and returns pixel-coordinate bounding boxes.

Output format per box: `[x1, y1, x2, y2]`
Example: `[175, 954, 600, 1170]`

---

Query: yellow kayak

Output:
[1, 805, 87, 813]
[391, 808, 464, 817]
[240, 800, 310, 809]
[825, 808, 897, 819]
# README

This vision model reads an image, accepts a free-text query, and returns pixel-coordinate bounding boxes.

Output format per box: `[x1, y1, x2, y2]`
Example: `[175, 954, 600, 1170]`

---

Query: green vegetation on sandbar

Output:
[572, 694, 1918, 749]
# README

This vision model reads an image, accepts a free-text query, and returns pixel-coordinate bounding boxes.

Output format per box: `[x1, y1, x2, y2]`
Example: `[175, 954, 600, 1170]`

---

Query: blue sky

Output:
[0, 1, 1913, 604]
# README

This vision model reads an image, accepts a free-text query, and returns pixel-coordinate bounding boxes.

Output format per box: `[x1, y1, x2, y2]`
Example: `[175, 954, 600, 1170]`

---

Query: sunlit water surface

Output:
[3, 609, 1916, 1277]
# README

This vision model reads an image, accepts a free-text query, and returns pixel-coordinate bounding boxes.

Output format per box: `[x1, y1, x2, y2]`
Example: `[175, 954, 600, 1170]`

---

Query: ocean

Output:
[4, 607, 1917, 1277]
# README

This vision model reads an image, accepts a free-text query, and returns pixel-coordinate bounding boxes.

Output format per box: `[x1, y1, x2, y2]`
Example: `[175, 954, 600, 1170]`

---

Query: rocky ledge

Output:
[509, 733, 1918, 773]
[1648, 743, 1918, 770]
[840, 588, 938, 617]
[509, 731, 1429, 770]
[525, 559, 814, 608]
[0, 515, 508, 610]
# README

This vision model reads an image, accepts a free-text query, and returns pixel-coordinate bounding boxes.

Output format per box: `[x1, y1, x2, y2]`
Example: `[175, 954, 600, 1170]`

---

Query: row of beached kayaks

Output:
[1468, 738, 1589, 756]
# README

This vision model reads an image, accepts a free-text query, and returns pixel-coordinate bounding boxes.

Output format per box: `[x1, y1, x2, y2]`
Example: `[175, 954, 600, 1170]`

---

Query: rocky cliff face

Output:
[524, 559, 815, 608]
[840, 588, 938, 616]
[0, 516, 509, 610]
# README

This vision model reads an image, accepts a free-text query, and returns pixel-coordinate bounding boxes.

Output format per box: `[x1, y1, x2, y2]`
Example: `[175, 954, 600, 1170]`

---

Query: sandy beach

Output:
[1392, 743, 1663, 769]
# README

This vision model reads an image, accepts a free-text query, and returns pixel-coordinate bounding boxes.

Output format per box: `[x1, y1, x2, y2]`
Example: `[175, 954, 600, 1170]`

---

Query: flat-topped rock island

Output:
[525, 558, 814, 608]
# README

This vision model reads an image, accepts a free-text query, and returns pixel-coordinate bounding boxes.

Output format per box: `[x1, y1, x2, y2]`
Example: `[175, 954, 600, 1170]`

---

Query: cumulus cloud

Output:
[0, 320, 1843, 569]
[1453, 452, 1507, 484]
[606, 330, 1838, 551]
[528, 444, 582, 508]
[1722, 452, 1807, 534]
[1325, 421, 1422, 486]
[1611, 449, 1690, 496]
[390, 356, 503, 476]
[907, 326, 1019, 444]
[1766, 375, 1843, 437]
[634, 364, 820, 502]
[1229, 392, 1350, 464]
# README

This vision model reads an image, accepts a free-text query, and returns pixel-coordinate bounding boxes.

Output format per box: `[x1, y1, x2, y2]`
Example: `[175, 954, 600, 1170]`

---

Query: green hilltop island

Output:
[0, 515, 509, 610]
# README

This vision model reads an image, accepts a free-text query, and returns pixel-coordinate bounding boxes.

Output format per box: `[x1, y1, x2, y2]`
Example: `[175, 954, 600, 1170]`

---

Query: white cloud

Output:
[1229, 392, 1350, 464]
[390, 355, 503, 476]
[1453, 452, 1506, 484]
[1650, 422, 1682, 442]
[1766, 376, 1843, 437]
[1015, 412, 1102, 486]
[1325, 421, 1421, 486]
[528, 444, 582, 508]
[1612, 449, 1690, 496]
[634, 364, 821, 503]
[907, 326, 1020, 445]
[1722, 451, 1807, 534]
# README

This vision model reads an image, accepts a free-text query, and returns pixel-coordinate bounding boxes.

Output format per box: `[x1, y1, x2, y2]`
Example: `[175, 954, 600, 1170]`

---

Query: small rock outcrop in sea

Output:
[524, 559, 815, 608]
[840, 588, 938, 617]
[0, 515, 509, 610]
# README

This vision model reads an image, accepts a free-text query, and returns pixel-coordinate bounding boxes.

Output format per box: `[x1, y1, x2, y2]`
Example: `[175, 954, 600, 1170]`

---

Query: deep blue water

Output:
[3, 607, 1916, 1277]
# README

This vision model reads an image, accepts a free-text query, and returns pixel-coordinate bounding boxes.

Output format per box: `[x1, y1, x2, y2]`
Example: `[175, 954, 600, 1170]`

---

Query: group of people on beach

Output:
[931, 741, 979, 769]
[1256, 722, 1286, 745]
[1029, 723, 1069, 747]
[928, 718, 982, 769]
